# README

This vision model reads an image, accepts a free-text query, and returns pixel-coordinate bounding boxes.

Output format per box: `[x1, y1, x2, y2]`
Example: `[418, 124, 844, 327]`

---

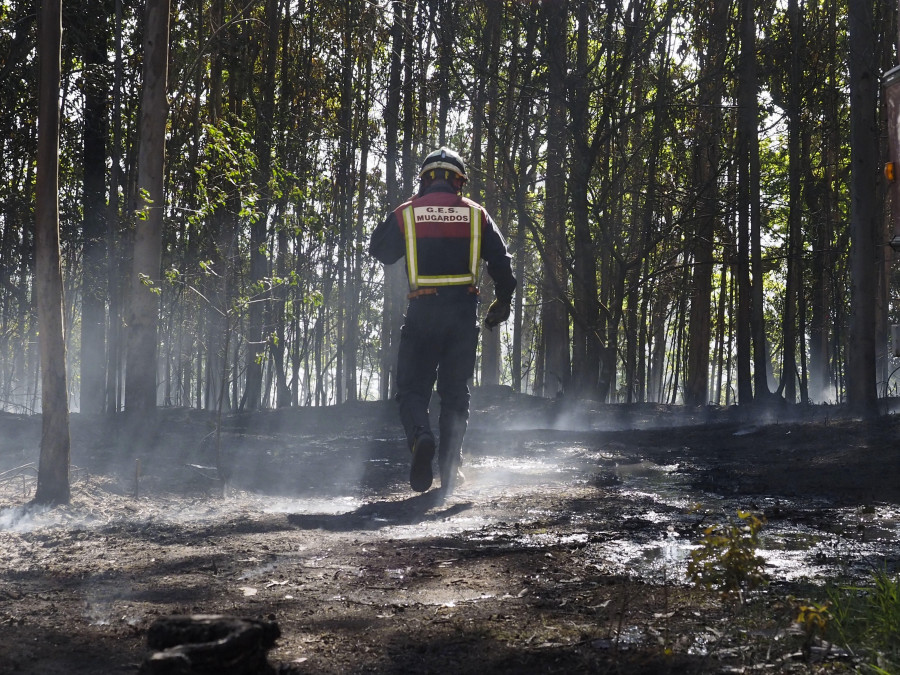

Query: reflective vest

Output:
[396, 193, 483, 291]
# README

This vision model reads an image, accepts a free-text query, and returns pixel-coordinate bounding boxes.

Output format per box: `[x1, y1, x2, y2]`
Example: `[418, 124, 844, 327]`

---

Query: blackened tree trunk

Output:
[847, 0, 879, 415]
[746, 2, 770, 403]
[33, 0, 70, 506]
[809, 0, 840, 402]
[79, 12, 110, 415]
[242, 0, 280, 411]
[346, 36, 374, 402]
[684, 0, 727, 407]
[379, 0, 409, 401]
[541, 0, 571, 397]
[569, 1, 602, 400]
[781, 0, 803, 403]
[736, 0, 761, 404]
[125, 0, 170, 411]
[105, 0, 125, 413]
[479, 0, 502, 387]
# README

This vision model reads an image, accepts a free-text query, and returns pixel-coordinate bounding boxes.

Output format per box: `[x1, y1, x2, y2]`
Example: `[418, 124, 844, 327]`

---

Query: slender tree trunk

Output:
[847, 0, 879, 415]
[242, 0, 280, 411]
[541, 0, 570, 397]
[736, 0, 757, 404]
[203, 0, 228, 412]
[345, 14, 374, 403]
[781, 0, 803, 403]
[507, 10, 539, 394]
[809, 5, 839, 402]
[105, 0, 124, 414]
[380, 0, 408, 401]
[570, 2, 601, 399]
[436, 0, 453, 146]
[745, 2, 770, 402]
[125, 0, 170, 411]
[271, 0, 294, 408]
[80, 15, 109, 415]
[33, 0, 70, 505]
[479, 0, 503, 387]
[684, 0, 726, 407]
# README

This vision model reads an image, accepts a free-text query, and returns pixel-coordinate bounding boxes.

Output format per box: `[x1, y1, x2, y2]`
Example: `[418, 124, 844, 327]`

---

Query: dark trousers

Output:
[396, 296, 479, 467]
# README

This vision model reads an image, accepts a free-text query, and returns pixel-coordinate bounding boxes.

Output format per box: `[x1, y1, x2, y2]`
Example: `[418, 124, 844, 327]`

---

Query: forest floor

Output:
[0, 389, 899, 674]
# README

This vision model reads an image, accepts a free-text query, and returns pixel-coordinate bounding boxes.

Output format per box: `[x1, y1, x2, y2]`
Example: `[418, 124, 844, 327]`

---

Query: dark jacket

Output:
[369, 181, 516, 303]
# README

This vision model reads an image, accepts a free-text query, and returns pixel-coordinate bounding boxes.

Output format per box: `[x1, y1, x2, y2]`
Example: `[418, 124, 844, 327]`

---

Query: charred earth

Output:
[1, 390, 899, 674]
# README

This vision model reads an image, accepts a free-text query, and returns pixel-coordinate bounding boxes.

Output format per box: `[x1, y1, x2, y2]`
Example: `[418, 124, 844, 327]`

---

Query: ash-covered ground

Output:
[0, 389, 898, 674]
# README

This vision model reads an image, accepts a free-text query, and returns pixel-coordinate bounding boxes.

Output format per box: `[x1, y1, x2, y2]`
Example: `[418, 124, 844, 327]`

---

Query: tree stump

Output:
[139, 615, 281, 675]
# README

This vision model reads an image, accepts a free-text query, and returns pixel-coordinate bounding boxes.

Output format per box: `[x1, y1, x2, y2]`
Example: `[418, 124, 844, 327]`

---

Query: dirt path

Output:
[0, 397, 898, 673]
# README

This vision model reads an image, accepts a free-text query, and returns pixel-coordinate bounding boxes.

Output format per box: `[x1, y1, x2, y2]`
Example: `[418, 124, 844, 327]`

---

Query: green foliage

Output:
[136, 188, 153, 221]
[687, 510, 768, 602]
[191, 115, 260, 226]
[138, 273, 161, 296]
[825, 569, 900, 672]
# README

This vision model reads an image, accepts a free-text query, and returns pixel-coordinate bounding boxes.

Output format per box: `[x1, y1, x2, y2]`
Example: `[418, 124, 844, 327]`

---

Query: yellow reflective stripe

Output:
[402, 206, 419, 289]
[469, 207, 482, 286]
[415, 274, 476, 286]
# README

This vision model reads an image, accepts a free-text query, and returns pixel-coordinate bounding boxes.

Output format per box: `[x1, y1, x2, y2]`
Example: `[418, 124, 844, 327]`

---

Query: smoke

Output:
[0, 505, 49, 533]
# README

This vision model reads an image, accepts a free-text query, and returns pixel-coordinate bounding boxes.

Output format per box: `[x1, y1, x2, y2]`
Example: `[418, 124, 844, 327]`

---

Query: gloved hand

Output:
[484, 299, 511, 330]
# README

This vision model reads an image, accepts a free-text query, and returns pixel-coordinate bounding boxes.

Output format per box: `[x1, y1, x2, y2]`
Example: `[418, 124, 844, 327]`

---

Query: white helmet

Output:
[419, 147, 468, 181]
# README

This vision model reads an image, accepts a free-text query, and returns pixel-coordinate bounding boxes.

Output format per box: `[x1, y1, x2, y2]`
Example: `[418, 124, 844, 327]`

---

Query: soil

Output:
[1, 389, 899, 674]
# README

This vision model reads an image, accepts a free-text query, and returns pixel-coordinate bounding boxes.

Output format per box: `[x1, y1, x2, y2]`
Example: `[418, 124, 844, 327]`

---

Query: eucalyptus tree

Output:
[684, 0, 730, 407]
[378, 0, 413, 401]
[241, 0, 281, 411]
[33, 0, 70, 505]
[735, 0, 763, 403]
[125, 0, 171, 411]
[74, 0, 112, 415]
[846, 0, 879, 416]
[780, 0, 804, 403]
[471, 0, 504, 388]
[541, 0, 570, 398]
[569, 0, 604, 400]
[104, 0, 129, 413]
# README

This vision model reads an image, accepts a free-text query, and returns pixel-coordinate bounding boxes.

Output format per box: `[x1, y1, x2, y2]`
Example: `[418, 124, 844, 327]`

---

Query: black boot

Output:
[410, 429, 435, 492]
[438, 411, 467, 494]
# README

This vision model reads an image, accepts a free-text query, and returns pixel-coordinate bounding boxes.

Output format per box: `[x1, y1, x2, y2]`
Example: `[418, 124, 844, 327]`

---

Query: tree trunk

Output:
[379, 0, 408, 402]
[479, 0, 502, 387]
[781, 0, 803, 403]
[809, 1, 839, 402]
[684, 0, 727, 407]
[105, 0, 125, 413]
[541, 0, 570, 397]
[125, 0, 170, 411]
[345, 10, 374, 403]
[273, 0, 297, 408]
[242, 0, 280, 411]
[847, 0, 878, 415]
[569, 2, 601, 399]
[736, 0, 758, 404]
[80, 14, 109, 415]
[33, 0, 70, 506]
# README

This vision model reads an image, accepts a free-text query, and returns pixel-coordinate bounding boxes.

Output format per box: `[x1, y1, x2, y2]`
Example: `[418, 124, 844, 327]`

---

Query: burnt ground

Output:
[1, 389, 899, 674]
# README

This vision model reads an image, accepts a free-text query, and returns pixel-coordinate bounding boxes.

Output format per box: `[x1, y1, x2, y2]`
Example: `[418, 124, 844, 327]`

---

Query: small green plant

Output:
[687, 510, 767, 603]
[825, 568, 900, 672]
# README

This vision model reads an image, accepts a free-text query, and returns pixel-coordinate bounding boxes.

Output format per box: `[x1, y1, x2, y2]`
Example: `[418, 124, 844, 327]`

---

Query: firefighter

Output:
[369, 147, 516, 493]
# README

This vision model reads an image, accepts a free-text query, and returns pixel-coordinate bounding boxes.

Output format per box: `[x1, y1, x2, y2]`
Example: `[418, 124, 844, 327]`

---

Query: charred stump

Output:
[140, 615, 281, 674]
